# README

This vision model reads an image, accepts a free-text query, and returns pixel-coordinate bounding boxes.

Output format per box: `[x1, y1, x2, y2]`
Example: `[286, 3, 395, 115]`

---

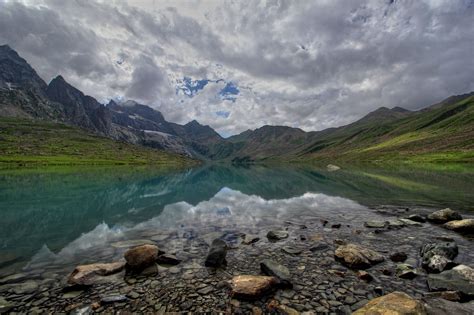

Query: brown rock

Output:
[357, 270, 373, 282]
[67, 261, 125, 286]
[124, 244, 159, 270]
[334, 244, 384, 269]
[353, 291, 426, 315]
[229, 275, 279, 299]
[427, 208, 462, 223]
[444, 219, 474, 233]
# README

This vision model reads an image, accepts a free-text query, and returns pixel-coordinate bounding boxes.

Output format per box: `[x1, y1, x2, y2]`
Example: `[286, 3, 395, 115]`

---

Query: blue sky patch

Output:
[215, 110, 230, 118]
[176, 77, 210, 97]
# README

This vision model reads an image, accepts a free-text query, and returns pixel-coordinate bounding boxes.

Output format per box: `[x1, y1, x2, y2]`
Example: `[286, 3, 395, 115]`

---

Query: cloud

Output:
[0, 0, 473, 135]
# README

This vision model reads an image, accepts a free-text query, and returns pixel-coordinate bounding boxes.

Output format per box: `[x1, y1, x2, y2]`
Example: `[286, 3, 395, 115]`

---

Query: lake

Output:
[0, 164, 473, 312]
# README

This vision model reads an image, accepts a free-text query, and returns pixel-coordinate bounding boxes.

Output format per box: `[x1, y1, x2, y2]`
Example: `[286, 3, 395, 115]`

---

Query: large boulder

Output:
[334, 243, 384, 269]
[353, 291, 426, 315]
[427, 265, 474, 298]
[205, 239, 227, 267]
[420, 242, 458, 273]
[229, 275, 279, 299]
[260, 259, 292, 288]
[427, 208, 462, 224]
[68, 261, 125, 286]
[124, 244, 159, 270]
[444, 219, 474, 234]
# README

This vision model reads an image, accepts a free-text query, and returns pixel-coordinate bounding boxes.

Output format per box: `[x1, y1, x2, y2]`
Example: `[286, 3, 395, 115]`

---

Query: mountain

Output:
[0, 45, 472, 165]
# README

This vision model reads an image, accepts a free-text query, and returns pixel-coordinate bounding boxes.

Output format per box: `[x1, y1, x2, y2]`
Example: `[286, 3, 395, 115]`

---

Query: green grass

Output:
[0, 117, 197, 168]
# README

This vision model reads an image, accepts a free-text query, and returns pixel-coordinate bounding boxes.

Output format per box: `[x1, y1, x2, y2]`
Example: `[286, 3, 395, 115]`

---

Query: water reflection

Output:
[0, 164, 473, 273]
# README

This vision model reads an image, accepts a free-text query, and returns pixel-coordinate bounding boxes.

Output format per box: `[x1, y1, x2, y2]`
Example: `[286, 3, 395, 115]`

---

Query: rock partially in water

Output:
[427, 264, 474, 298]
[204, 239, 227, 267]
[260, 259, 292, 288]
[67, 261, 125, 286]
[390, 251, 408, 262]
[0, 273, 28, 285]
[281, 246, 303, 256]
[399, 218, 423, 226]
[423, 297, 474, 315]
[406, 214, 426, 223]
[421, 242, 458, 273]
[352, 291, 426, 315]
[427, 208, 462, 224]
[229, 275, 279, 299]
[444, 219, 474, 234]
[156, 254, 181, 266]
[267, 230, 289, 241]
[334, 243, 384, 269]
[124, 244, 159, 271]
[0, 297, 14, 313]
[242, 234, 260, 245]
[364, 221, 388, 229]
[11, 280, 38, 294]
[396, 263, 418, 279]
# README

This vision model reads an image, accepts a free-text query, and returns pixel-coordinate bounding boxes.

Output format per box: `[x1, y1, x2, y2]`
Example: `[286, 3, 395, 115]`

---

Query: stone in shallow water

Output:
[260, 259, 292, 288]
[0, 273, 28, 285]
[364, 221, 388, 229]
[124, 244, 159, 271]
[242, 234, 260, 245]
[156, 254, 181, 266]
[0, 297, 14, 313]
[427, 265, 474, 297]
[406, 214, 426, 223]
[229, 275, 279, 299]
[444, 219, 474, 234]
[390, 251, 408, 262]
[11, 280, 39, 294]
[204, 239, 227, 267]
[399, 218, 423, 226]
[352, 291, 426, 315]
[267, 230, 289, 241]
[423, 297, 474, 314]
[281, 246, 303, 256]
[427, 208, 462, 223]
[334, 244, 384, 269]
[396, 264, 418, 279]
[420, 242, 458, 273]
[67, 261, 125, 286]
[101, 295, 128, 304]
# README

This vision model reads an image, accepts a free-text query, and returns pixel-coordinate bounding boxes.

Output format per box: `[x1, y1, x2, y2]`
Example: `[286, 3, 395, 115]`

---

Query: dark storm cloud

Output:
[0, 0, 472, 135]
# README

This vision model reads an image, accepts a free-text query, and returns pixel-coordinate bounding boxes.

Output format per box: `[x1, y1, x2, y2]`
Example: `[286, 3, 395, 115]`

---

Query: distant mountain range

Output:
[1, 44, 473, 164]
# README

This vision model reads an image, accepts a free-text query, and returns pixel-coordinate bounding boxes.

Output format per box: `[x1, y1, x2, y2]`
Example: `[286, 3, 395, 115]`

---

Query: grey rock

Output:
[423, 297, 474, 315]
[267, 230, 289, 241]
[100, 295, 128, 304]
[260, 259, 292, 288]
[242, 234, 260, 245]
[421, 242, 458, 273]
[427, 265, 474, 297]
[406, 214, 426, 223]
[156, 254, 181, 265]
[0, 297, 14, 313]
[390, 251, 408, 262]
[364, 221, 388, 229]
[427, 208, 462, 224]
[396, 264, 418, 279]
[204, 239, 227, 267]
[281, 246, 303, 256]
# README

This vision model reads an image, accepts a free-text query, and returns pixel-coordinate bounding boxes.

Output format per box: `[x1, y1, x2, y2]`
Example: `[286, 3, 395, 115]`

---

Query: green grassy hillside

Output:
[0, 117, 196, 167]
[295, 94, 474, 164]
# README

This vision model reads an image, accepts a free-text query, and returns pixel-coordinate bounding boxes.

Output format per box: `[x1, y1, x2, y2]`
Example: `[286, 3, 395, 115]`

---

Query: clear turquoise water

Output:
[0, 164, 473, 276]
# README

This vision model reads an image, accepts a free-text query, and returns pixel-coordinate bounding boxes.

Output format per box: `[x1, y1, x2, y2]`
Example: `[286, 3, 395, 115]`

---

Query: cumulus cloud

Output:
[0, 0, 473, 135]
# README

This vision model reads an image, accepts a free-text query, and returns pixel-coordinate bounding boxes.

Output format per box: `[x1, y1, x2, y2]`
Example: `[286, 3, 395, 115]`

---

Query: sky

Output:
[1, 0, 473, 136]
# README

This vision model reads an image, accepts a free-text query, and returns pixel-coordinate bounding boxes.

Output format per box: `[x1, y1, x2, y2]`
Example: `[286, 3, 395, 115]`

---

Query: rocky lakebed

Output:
[1, 206, 474, 314]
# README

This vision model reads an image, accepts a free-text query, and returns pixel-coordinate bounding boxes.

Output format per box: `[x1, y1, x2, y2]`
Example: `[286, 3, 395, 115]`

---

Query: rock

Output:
[310, 243, 329, 251]
[11, 280, 38, 294]
[427, 208, 462, 223]
[100, 295, 128, 304]
[396, 264, 418, 279]
[406, 214, 426, 223]
[67, 261, 125, 286]
[399, 218, 423, 226]
[281, 246, 303, 256]
[427, 264, 474, 297]
[260, 259, 292, 288]
[276, 304, 300, 315]
[444, 219, 474, 234]
[334, 244, 384, 269]
[425, 291, 461, 302]
[331, 223, 341, 229]
[197, 286, 213, 295]
[0, 297, 14, 313]
[62, 291, 83, 299]
[357, 270, 373, 282]
[0, 273, 28, 285]
[423, 297, 474, 315]
[388, 219, 406, 229]
[421, 242, 458, 273]
[267, 230, 289, 241]
[205, 238, 227, 267]
[327, 164, 340, 171]
[352, 291, 426, 315]
[242, 234, 260, 245]
[229, 275, 279, 299]
[124, 244, 159, 271]
[156, 254, 181, 265]
[364, 221, 388, 229]
[390, 251, 408, 262]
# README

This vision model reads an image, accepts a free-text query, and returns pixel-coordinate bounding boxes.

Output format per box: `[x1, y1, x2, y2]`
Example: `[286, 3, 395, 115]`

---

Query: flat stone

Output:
[260, 259, 292, 287]
[399, 218, 423, 226]
[67, 261, 125, 286]
[0, 273, 27, 285]
[309, 243, 329, 251]
[101, 295, 128, 304]
[364, 221, 388, 229]
[427, 264, 474, 297]
[423, 297, 474, 315]
[197, 286, 213, 295]
[396, 264, 418, 279]
[281, 246, 303, 256]
[11, 280, 38, 294]
[156, 254, 181, 266]
[406, 214, 426, 223]
[229, 275, 279, 299]
[62, 291, 83, 299]
[267, 230, 289, 241]
[352, 291, 426, 315]
[334, 243, 384, 269]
